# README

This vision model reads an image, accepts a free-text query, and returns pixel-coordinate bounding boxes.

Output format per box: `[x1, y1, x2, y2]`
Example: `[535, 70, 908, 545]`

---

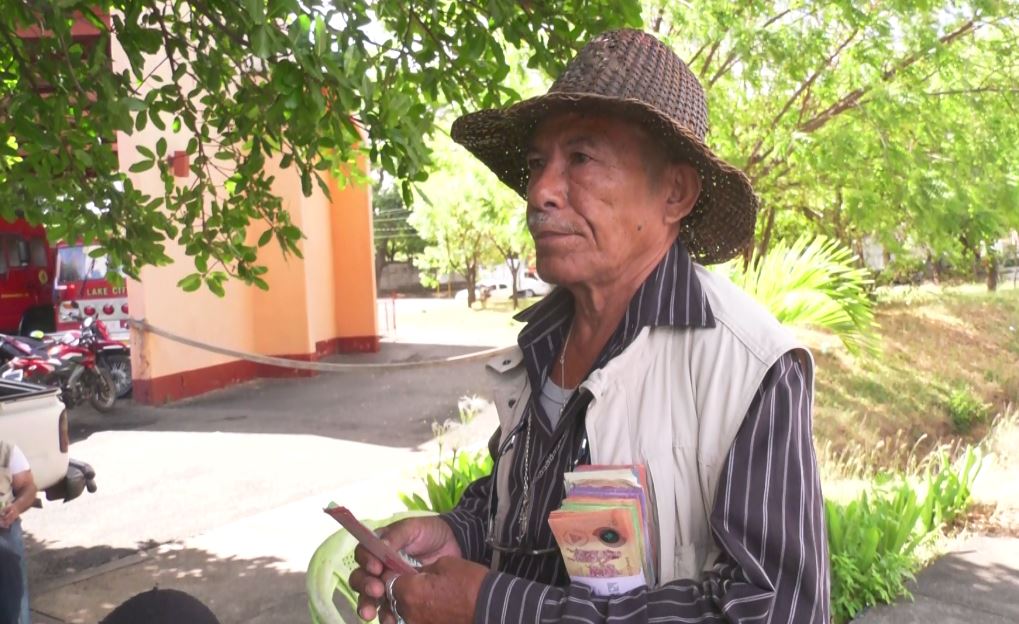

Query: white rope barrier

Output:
[128, 318, 516, 372]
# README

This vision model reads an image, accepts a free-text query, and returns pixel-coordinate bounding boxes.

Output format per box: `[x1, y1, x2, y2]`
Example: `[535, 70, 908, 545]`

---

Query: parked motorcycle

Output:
[0, 318, 131, 399]
[1, 315, 117, 412]
[90, 317, 132, 399]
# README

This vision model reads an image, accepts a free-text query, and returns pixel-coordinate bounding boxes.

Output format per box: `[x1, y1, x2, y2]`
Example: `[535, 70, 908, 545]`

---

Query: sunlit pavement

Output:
[853, 536, 1019, 623]
[26, 322, 509, 623]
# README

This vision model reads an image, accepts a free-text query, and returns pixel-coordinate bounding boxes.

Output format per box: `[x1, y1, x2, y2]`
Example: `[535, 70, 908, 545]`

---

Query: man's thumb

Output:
[378, 518, 419, 552]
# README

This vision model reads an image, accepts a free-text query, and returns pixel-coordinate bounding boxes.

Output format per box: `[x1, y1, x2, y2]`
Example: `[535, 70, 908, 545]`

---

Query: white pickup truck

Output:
[0, 379, 96, 502]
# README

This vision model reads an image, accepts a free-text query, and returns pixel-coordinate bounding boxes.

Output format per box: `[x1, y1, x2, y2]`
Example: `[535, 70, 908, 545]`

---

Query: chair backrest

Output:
[307, 510, 436, 624]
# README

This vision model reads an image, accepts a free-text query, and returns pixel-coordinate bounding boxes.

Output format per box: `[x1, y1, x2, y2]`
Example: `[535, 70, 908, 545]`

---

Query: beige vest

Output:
[0, 441, 14, 509]
[493, 266, 813, 584]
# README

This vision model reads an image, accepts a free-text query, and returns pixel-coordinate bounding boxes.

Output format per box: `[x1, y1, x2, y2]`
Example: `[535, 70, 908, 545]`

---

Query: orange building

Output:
[16, 11, 379, 405]
[107, 24, 378, 405]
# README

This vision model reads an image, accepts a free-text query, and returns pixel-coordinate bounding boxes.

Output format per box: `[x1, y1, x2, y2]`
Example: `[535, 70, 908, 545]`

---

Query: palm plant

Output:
[723, 236, 878, 355]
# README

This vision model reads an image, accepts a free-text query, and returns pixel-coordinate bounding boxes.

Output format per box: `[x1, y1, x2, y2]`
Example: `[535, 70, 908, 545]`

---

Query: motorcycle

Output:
[1, 315, 117, 412]
[90, 317, 132, 399]
[0, 319, 131, 399]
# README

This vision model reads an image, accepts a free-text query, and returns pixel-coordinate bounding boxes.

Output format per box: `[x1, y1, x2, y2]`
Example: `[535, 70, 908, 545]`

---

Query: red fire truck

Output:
[0, 218, 129, 339]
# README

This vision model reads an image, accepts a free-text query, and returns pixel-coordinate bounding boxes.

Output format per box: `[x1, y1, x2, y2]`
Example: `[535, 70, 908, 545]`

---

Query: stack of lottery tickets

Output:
[548, 464, 658, 596]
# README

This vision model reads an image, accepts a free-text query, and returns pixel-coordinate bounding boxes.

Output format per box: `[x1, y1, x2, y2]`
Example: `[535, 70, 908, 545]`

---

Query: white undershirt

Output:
[7, 445, 29, 474]
[539, 377, 576, 429]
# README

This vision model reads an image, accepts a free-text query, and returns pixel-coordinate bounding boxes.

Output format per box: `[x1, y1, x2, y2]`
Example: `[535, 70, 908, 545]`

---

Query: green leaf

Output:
[156, 138, 167, 157]
[252, 26, 272, 59]
[177, 273, 202, 292]
[123, 97, 147, 112]
[257, 229, 274, 247]
[207, 275, 226, 297]
[245, 0, 266, 25]
[129, 159, 154, 173]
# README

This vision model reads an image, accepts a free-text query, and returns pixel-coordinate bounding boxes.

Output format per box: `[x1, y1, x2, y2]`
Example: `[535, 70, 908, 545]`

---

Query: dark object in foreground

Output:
[0, 545, 23, 624]
[100, 588, 220, 624]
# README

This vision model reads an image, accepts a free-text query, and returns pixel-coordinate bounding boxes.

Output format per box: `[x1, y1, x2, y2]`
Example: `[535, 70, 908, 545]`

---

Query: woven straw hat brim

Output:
[451, 92, 759, 265]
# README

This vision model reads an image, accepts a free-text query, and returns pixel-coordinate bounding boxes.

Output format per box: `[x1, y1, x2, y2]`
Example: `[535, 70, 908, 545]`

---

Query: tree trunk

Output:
[465, 263, 477, 308]
[754, 204, 777, 267]
[506, 255, 521, 309]
[987, 253, 999, 292]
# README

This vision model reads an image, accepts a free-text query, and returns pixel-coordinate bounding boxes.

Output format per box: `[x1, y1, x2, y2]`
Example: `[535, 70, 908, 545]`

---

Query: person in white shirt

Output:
[1, 441, 36, 624]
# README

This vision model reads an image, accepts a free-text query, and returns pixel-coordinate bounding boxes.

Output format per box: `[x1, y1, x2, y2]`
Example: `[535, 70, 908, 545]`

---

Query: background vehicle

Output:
[516, 271, 552, 297]
[3, 316, 118, 412]
[54, 243, 129, 340]
[0, 217, 130, 341]
[0, 379, 96, 503]
[454, 281, 512, 301]
[0, 219, 54, 335]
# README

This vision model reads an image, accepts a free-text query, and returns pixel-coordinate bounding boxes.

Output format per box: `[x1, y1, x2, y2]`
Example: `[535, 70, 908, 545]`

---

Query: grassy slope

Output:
[416, 285, 1019, 478]
[809, 284, 1019, 474]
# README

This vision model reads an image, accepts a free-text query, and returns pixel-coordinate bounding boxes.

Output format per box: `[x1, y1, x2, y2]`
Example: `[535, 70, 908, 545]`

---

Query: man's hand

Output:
[0, 504, 19, 529]
[348, 516, 463, 622]
[386, 556, 489, 624]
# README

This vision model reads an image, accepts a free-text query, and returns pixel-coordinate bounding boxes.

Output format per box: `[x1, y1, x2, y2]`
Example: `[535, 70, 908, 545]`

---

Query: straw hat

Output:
[451, 29, 759, 265]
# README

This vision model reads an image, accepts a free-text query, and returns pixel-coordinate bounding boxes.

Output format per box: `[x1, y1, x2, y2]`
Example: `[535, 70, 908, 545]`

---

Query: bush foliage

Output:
[827, 446, 981, 623]
[725, 235, 878, 354]
[399, 449, 493, 514]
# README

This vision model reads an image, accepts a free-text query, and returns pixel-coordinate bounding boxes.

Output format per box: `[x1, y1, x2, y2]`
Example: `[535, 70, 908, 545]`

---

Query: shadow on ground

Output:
[855, 536, 1019, 623]
[27, 531, 319, 624]
[69, 343, 516, 449]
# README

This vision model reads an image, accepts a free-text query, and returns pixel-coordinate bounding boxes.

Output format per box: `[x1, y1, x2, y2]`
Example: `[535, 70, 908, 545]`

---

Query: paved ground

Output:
[25, 326, 513, 623]
[854, 536, 1019, 623]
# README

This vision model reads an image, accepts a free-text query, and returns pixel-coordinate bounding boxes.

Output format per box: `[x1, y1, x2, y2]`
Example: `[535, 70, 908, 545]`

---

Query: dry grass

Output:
[964, 410, 1019, 537]
[810, 285, 1019, 475]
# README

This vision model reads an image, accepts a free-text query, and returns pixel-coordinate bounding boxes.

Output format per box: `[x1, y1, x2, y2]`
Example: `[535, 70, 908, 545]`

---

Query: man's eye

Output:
[526, 158, 544, 172]
[570, 152, 591, 165]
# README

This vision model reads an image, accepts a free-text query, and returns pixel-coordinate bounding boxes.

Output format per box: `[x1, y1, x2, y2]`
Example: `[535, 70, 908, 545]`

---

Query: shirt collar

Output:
[515, 237, 715, 352]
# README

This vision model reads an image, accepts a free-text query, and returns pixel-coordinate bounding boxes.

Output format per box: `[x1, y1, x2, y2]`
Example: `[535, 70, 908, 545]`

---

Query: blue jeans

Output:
[0, 519, 28, 624]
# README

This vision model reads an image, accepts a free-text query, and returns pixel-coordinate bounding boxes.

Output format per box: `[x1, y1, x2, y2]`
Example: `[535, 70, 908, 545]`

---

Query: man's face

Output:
[525, 112, 677, 289]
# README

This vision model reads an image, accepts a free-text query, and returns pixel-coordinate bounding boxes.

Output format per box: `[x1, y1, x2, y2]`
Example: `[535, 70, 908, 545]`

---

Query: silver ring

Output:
[385, 574, 405, 624]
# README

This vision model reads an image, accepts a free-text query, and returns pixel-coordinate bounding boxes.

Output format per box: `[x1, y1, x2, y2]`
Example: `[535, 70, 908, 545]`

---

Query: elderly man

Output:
[351, 29, 829, 623]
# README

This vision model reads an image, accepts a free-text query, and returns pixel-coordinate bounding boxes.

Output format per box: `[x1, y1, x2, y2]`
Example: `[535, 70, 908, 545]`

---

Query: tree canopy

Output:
[372, 181, 425, 283]
[0, 0, 640, 291]
[409, 128, 527, 307]
[648, 1, 1019, 273]
[5, 1, 1017, 293]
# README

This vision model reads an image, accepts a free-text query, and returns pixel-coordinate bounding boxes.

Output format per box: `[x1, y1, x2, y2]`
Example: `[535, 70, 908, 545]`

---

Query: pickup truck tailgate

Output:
[0, 381, 67, 491]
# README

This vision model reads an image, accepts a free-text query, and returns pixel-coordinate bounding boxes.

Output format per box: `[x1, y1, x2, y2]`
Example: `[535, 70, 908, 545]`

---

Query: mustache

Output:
[527, 212, 580, 235]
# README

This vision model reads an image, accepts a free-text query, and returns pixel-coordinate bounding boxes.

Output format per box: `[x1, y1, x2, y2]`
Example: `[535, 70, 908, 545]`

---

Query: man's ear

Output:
[663, 162, 702, 226]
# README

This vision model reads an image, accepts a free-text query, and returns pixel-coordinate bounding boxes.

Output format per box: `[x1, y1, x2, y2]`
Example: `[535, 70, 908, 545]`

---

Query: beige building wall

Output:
[112, 22, 378, 404]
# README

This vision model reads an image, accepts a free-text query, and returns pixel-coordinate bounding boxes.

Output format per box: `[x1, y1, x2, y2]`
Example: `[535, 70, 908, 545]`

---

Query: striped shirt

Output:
[441, 239, 830, 623]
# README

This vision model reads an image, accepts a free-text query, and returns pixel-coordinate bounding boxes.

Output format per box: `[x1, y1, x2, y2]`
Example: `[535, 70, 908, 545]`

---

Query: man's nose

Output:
[527, 158, 566, 211]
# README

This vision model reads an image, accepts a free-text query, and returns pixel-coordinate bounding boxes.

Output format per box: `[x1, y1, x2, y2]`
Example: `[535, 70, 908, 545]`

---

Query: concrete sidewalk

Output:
[30, 395, 498, 624]
[27, 335, 507, 624]
[30, 469, 412, 624]
[854, 535, 1019, 623]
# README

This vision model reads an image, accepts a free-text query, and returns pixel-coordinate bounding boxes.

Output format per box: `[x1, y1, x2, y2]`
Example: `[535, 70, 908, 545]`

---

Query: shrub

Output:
[723, 236, 878, 355]
[946, 386, 990, 433]
[919, 446, 982, 531]
[399, 449, 493, 513]
[827, 446, 982, 623]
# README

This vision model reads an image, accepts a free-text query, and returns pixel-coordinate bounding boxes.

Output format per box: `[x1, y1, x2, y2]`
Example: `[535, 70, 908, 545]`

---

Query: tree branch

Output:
[772, 28, 858, 129]
[707, 49, 739, 87]
[924, 86, 1019, 96]
[799, 19, 977, 134]
[686, 39, 712, 66]
[699, 40, 721, 79]
[745, 28, 859, 173]
[760, 8, 794, 29]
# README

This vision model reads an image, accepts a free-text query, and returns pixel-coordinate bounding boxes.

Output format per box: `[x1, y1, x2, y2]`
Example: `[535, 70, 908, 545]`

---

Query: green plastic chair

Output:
[307, 510, 436, 624]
